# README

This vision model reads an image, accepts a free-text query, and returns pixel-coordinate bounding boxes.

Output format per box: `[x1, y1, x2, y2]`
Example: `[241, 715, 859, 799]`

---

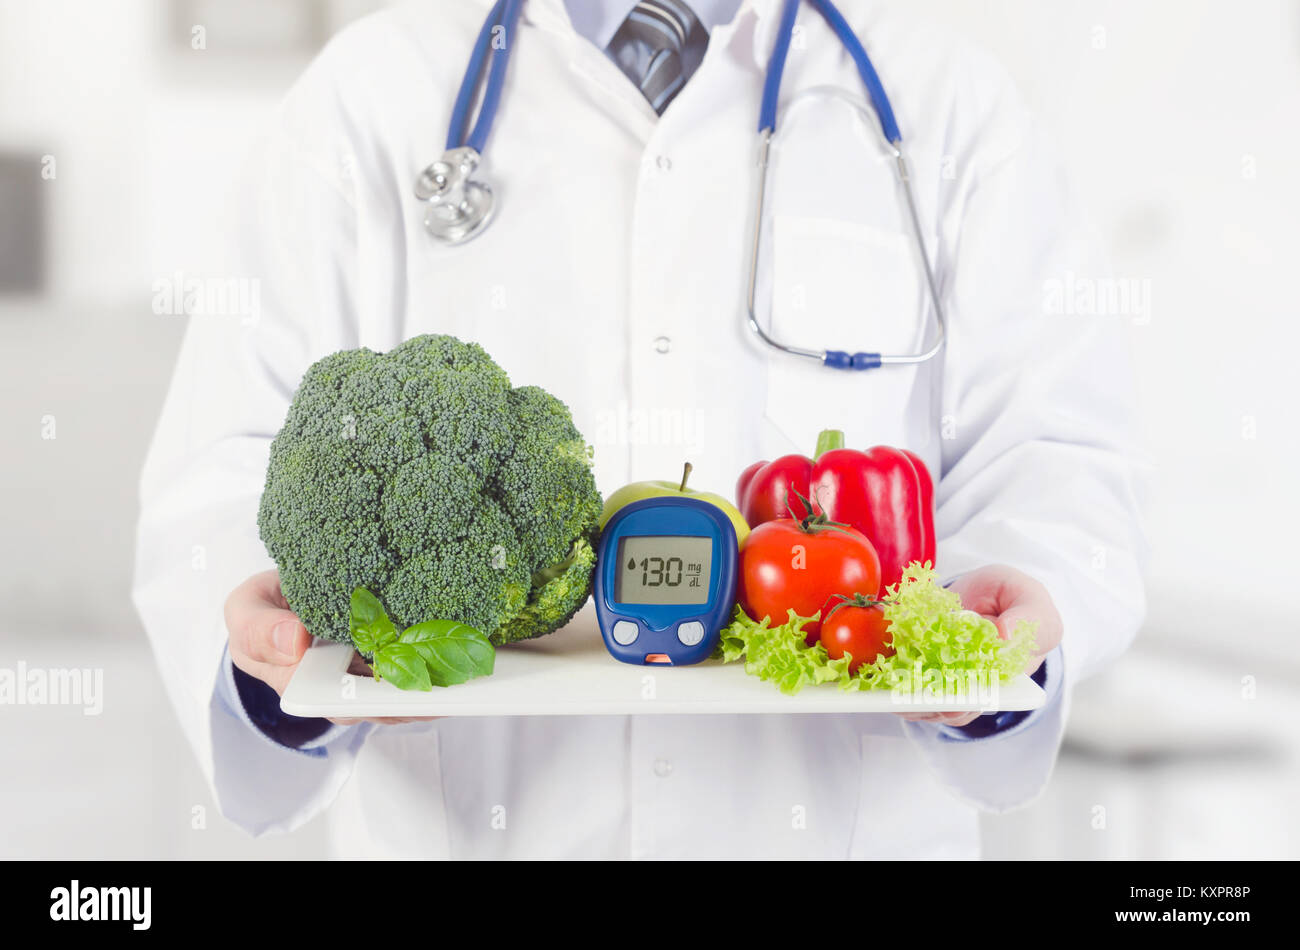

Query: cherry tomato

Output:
[737, 518, 881, 637]
[820, 602, 894, 673]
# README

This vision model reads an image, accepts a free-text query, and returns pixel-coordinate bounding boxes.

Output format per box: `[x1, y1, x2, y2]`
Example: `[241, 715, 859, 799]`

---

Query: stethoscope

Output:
[414, 0, 946, 371]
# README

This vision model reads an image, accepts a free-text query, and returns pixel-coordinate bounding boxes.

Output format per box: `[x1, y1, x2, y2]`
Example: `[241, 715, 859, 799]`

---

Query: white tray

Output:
[280, 605, 1045, 718]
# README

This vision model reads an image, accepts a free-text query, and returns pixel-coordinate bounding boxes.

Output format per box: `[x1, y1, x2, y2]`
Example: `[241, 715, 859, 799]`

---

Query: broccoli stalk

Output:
[257, 334, 602, 646]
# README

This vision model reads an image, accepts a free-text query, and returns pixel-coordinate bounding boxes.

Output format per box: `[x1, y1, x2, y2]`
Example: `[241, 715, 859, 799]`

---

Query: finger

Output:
[226, 580, 311, 667]
[951, 567, 1063, 655]
[993, 596, 1063, 654]
[953, 565, 1044, 612]
[897, 711, 982, 726]
[991, 600, 1039, 639]
[946, 573, 1000, 616]
[237, 611, 309, 666]
[245, 568, 292, 609]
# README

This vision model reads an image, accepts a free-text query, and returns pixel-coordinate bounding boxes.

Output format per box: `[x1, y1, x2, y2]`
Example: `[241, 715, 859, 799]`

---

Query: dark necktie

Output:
[605, 0, 710, 114]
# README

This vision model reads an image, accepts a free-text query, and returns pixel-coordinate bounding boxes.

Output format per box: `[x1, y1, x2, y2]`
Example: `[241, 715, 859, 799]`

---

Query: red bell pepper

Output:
[735, 430, 936, 595]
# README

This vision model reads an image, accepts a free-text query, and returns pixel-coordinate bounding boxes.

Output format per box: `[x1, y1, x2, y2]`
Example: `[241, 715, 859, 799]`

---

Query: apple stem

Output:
[679, 461, 693, 493]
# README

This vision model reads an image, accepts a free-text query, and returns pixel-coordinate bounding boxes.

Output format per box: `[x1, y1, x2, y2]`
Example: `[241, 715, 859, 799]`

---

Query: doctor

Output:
[133, 0, 1145, 858]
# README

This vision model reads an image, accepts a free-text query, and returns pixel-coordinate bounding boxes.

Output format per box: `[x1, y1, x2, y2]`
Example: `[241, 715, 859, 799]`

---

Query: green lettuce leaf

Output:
[714, 609, 853, 695]
[712, 562, 1038, 696]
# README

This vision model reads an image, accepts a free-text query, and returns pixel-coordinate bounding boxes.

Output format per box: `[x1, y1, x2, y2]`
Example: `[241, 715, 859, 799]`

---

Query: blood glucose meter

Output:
[595, 497, 739, 666]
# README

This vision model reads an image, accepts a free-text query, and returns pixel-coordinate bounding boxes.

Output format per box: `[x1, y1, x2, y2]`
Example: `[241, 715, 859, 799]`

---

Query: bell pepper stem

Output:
[814, 429, 845, 459]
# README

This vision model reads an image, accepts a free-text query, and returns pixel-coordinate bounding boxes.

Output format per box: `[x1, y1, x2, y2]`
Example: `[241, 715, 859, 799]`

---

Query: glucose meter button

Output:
[612, 620, 639, 646]
[676, 621, 705, 647]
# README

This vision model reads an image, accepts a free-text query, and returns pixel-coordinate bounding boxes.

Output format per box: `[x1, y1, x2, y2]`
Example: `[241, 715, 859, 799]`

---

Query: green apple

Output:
[600, 462, 750, 545]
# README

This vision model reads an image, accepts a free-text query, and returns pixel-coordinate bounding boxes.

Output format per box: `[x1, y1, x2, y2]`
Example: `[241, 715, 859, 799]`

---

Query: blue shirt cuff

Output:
[938, 647, 1062, 741]
[215, 645, 352, 754]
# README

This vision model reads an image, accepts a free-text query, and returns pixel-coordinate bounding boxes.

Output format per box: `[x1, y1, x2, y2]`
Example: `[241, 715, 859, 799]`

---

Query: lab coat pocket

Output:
[762, 214, 927, 454]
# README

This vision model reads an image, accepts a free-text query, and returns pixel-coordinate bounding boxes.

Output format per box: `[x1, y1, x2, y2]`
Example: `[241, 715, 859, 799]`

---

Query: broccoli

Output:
[257, 334, 603, 646]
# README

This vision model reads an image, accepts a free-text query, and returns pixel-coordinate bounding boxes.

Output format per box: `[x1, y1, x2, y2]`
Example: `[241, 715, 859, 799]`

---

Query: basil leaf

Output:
[371, 642, 432, 691]
[349, 587, 397, 656]
[400, 620, 495, 687]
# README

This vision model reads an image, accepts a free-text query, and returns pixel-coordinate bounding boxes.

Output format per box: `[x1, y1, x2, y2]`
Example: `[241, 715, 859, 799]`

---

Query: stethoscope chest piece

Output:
[415, 146, 494, 244]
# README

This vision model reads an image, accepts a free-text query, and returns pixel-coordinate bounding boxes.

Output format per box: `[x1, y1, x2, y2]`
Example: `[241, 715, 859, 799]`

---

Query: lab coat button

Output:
[612, 620, 639, 645]
[653, 335, 671, 354]
[677, 621, 704, 646]
[653, 758, 673, 778]
[656, 155, 672, 171]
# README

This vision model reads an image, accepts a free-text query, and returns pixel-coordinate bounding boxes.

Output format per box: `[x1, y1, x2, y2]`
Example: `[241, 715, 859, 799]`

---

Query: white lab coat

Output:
[132, 0, 1146, 858]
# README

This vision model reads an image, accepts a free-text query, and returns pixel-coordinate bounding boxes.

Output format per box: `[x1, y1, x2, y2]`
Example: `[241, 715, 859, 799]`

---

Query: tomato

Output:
[737, 517, 881, 638]
[821, 602, 894, 673]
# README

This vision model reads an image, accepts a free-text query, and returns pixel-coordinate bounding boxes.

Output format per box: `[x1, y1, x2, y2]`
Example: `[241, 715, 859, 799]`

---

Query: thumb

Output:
[991, 606, 1035, 643]
[227, 594, 311, 667]
[992, 579, 1061, 653]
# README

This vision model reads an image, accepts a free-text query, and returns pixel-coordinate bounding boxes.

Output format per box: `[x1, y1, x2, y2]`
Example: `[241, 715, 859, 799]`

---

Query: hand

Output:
[224, 570, 435, 726]
[897, 564, 1063, 727]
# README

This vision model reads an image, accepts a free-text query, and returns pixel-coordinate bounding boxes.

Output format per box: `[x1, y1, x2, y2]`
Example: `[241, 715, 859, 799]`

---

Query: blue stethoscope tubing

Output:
[446, 0, 523, 153]
[420, 0, 947, 372]
[761, 0, 899, 142]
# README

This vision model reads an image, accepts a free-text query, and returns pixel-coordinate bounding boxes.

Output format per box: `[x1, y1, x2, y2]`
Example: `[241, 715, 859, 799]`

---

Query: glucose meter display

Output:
[615, 535, 712, 605]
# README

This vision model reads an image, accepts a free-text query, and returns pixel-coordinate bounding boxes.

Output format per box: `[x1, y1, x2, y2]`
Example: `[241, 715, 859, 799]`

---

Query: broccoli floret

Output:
[257, 335, 601, 645]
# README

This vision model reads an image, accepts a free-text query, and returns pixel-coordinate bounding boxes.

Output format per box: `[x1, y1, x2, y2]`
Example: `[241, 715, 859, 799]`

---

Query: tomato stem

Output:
[785, 487, 856, 537]
[825, 592, 894, 620]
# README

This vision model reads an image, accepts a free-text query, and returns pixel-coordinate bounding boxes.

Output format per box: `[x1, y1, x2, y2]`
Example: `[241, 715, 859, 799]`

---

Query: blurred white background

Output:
[1, 0, 1297, 858]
